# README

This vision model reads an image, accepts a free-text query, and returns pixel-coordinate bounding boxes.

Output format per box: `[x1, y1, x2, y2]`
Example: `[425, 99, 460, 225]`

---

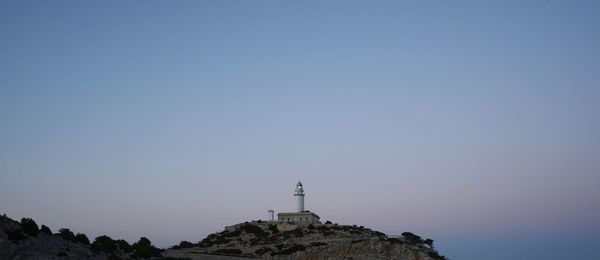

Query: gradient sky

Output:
[1, 1, 599, 259]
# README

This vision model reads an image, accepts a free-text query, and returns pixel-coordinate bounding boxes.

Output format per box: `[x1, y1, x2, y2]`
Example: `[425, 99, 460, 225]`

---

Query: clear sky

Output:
[1, 1, 599, 259]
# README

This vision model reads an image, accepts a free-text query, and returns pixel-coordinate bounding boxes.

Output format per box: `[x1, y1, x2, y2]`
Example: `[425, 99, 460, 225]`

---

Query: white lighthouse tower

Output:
[294, 181, 305, 212]
[277, 181, 320, 225]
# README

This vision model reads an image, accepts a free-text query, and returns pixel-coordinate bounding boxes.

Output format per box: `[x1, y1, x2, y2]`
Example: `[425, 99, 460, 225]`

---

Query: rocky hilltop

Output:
[2, 214, 446, 260]
[165, 220, 447, 260]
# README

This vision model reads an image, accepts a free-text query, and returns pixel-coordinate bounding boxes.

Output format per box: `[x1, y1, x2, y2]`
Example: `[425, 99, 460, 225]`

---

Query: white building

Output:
[273, 181, 320, 224]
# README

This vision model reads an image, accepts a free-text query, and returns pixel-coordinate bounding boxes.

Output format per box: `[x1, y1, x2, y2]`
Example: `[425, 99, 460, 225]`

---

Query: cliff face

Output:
[165, 221, 447, 260]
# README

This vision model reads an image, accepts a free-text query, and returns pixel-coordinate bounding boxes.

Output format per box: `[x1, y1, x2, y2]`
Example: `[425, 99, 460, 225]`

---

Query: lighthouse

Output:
[294, 181, 305, 212]
[276, 181, 320, 225]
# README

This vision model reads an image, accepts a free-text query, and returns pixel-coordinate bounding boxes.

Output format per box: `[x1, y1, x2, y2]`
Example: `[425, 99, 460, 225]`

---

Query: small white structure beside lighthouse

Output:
[273, 181, 320, 226]
[294, 181, 305, 212]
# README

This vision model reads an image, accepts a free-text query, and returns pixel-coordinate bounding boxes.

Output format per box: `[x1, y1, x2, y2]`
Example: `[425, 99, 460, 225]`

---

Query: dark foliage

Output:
[268, 224, 279, 234]
[6, 229, 27, 241]
[325, 221, 332, 224]
[58, 228, 76, 242]
[213, 248, 242, 255]
[387, 238, 402, 244]
[275, 244, 284, 251]
[107, 255, 123, 260]
[75, 233, 90, 245]
[272, 244, 306, 256]
[310, 242, 327, 247]
[171, 240, 195, 249]
[373, 231, 386, 237]
[132, 237, 162, 258]
[40, 225, 52, 235]
[321, 230, 335, 236]
[57, 251, 67, 256]
[222, 230, 241, 237]
[239, 223, 265, 237]
[91, 235, 117, 254]
[428, 251, 448, 260]
[402, 232, 423, 244]
[20, 218, 39, 236]
[116, 239, 133, 253]
[316, 225, 330, 231]
[255, 247, 274, 255]
[424, 238, 434, 248]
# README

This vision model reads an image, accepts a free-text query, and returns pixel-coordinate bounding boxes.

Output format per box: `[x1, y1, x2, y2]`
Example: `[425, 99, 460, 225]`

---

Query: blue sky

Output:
[1, 1, 599, 259]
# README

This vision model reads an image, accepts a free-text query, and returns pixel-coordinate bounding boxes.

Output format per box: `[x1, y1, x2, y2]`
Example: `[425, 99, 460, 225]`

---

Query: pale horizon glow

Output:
[1, 1, 599, 259]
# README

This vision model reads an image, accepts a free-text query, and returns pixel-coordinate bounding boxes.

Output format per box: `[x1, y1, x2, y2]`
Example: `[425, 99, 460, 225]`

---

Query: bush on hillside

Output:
[402, 232, 423, 244]
[424, 238, 434, 248]
[40, 225, 52, 235]
[58, 228, 76, 242]
[91, 235, 117, 254]
[6, 229, 27, 241]
[268, 224, 279, 234]
[132, 237, 162, 258]
[171, 240, 195, 250]
[20, 218, 39, 236]
[116, 239, 133, 253]
[272, 244, 306, 256]
[75, 233, 90, 245]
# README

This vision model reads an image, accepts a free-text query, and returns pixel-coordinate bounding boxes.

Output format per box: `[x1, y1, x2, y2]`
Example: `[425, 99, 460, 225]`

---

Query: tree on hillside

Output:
[40, 225, 52, 235]
[20, 218, 39, 236]
[91, 235, 117, 254]
[132, 237, 162, 258]
[171, 240, 195, 249]
[116, 239, 133, 253]
[58, 228, 76, 242]
[75, 233, 90, 245]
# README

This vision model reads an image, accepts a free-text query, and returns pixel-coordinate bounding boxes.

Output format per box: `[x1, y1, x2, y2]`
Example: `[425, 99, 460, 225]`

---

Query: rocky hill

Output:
[165, 221, 447, 260]
[2, 214, 447, 260]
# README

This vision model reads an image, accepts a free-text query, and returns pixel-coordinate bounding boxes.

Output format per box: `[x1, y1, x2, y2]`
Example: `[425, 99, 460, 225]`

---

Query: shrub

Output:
[387, 238, 402, 244]
[222, 230, 241, 237]
[132, 237, 162, 258]
[255, 247, 273, 255]
[116, 239, 133, 253]
[402, 232, 423, 244]
[91, 235, 117, 254]
[107, 255, 123, 260]
[240, 223, 265, 237]
[325, 221, 332, 224]
[75, 233, 90, 245]
[6, 229, 27, 241]
[310, 242, 327, 247]
[20, 218, 39, 236]
[40, 225, 52, 235]
[268, 224, 279, 234]
[424, 238, 434, 248]
[174, 240, 195, 249]
[58, 228, 76, 242]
